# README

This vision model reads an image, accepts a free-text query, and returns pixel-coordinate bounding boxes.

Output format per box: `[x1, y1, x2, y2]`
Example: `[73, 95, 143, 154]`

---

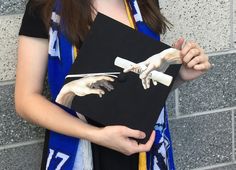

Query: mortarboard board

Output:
[64, 13, 181, 143]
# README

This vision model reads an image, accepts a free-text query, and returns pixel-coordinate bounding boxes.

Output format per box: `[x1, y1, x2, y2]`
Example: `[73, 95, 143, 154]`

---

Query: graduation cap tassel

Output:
[139, 152, 147, 170]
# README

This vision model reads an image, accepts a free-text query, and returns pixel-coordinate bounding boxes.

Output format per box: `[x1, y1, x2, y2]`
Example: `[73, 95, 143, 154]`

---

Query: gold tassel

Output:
[139, 152, 147, 170]
[124, 0, 135, 29]
[73, 46, 78, 61]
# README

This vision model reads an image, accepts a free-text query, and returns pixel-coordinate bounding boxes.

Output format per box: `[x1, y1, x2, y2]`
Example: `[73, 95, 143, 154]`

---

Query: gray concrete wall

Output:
[0, 0, 44, 169]
[161, 0, 236, 169]
[0, 0, 235, 169]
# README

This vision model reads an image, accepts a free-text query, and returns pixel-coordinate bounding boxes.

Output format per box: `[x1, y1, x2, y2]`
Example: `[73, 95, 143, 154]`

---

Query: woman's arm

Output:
[15, 36, 155, 155]
[15, 36, 98, 140]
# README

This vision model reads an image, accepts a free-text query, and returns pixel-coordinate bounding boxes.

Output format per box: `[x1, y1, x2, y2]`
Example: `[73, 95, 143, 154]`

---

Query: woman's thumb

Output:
[173, 37, 185, 50]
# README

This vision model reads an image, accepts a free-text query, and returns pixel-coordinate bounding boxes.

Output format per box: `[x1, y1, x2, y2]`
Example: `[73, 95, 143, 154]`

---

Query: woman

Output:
[15, 0, 211, 169]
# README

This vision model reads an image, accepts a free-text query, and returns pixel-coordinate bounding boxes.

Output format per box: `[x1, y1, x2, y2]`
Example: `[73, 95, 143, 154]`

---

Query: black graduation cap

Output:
[64, 13, 181, 143]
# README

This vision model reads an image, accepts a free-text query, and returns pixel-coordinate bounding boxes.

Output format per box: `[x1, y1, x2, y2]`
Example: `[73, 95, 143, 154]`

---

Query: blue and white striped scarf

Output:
[46, 0, 175, 169]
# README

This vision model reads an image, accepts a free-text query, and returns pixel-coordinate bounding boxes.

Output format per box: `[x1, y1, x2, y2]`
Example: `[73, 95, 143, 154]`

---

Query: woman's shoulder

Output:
[19, 0, 49, 39]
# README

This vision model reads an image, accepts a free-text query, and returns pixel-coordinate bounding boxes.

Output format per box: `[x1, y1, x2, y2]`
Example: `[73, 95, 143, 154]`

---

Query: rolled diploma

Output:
[114, 57, 173, 87]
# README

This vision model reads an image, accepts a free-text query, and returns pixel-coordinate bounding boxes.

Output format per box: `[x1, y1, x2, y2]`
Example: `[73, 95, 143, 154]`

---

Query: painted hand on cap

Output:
[124, 48, 182, 89]
[56, 76, 115, 107]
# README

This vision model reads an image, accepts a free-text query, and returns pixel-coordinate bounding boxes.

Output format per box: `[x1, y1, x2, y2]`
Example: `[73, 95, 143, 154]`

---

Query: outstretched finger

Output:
[85, 88, 105, 98]
[124, 64, 141, 73]
[99, 81, 114, 91]
[91, 76, 115, 83]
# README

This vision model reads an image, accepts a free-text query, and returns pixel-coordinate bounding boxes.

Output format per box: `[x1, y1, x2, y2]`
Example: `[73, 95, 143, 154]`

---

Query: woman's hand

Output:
[56, 76, 115, 107]
[173, 38, 212, 81]
[91, 126, 155, 156]
[123, 38, 211, 89]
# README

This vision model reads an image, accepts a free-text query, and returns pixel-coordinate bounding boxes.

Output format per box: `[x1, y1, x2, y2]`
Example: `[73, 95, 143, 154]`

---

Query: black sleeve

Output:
[19, 1, 49, 39]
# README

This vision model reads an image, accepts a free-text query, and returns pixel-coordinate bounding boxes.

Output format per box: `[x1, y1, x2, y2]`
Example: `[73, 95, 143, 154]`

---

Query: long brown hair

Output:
[31, 0, 170, 46]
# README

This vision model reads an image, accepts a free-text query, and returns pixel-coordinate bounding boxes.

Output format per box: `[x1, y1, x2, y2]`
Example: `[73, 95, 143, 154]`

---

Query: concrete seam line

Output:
[169, 106, 236, 120]
[207, 49, 236, 57]
[192, 162, 236, 170]
[0, 139, 44, 151]
[233, 110, 236, 162]
[0, 80, 15, 86]
[175, 89, 180, 117]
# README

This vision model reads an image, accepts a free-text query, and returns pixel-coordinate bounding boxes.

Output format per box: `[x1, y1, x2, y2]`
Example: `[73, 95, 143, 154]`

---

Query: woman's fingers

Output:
[182, 48, 201, 64]
[124, 131, 155, 155]
[180, 41, 211, 72]
[187, 54, 207, 68]
[123, 127, 146, 139]
[136, 131, 155, 152]
[121, 127, 155, 153]
[193, 61, 212, 71]
[181, 42, 198, 56]
[181, 42, 203, 62]
[98, 126, 156, 156]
